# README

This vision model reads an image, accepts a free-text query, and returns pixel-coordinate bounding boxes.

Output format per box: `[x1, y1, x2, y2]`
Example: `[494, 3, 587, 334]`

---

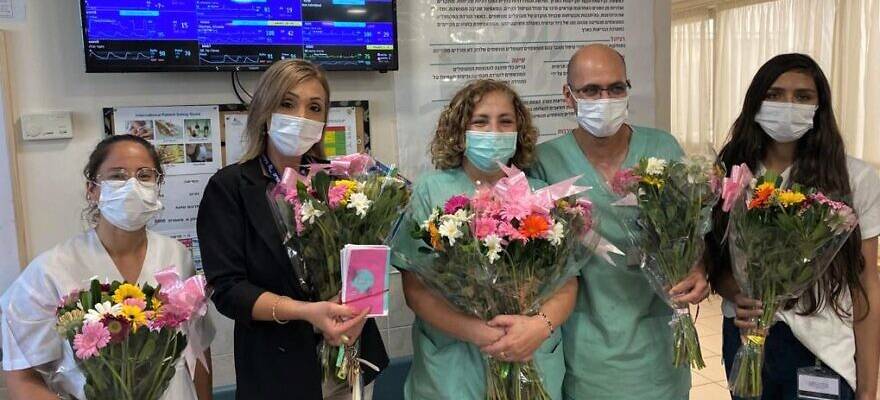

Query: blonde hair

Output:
[430, 80, 538, 170]
[240, 59, 330, 162]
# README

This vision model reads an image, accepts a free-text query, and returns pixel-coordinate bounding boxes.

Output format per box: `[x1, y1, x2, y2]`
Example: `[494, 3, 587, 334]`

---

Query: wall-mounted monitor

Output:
[80, 0, 398, 73]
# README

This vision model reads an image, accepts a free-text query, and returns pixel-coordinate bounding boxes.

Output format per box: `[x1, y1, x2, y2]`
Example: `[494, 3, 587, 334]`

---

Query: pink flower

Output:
[148, 311, 188, 331]
[471, 192, 500, 217]
[57, 289, 81, 308]
[154, 267, 209, 325]
[292, 198, 304, 235]
[73, 322, 111, 359]
[576, 198, 594, 219]
[328, 185, 348, 209]
[473, 217, 498, 239]
[831, 207, 858, 234]
[330, 153, 375, 176]
[811, 192, 847, 211]
[443, 195, 470, 215]
[721, 164, 754, 212]
[284, 190, 299, 204]
[500, 197, 531, 222]
[611, 168, 640, 196]
[497, 221, 525, 242]
[123, 297, 146, 310]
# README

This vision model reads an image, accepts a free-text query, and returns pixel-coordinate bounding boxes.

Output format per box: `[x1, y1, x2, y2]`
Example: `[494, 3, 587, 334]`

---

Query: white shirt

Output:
[0, 229, 208, 400]
[721, 156, 880, 388]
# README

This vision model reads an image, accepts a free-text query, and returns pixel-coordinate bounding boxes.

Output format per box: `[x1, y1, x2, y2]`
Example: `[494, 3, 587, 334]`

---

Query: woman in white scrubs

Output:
[0, 135, 213, 400]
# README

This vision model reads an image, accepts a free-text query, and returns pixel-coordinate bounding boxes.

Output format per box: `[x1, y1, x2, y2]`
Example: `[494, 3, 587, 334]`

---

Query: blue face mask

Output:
[464, 131, 518, 172]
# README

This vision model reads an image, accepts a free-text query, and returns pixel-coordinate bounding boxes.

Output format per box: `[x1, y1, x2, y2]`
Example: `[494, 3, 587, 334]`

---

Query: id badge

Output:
[797, 366, 847, 400]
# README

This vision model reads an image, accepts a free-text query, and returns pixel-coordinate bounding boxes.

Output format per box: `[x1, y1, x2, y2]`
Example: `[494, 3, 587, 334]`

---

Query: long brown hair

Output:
[707, 53, 867, 319]
[430, 79, 537, 170]
[240, 59, 330, 162]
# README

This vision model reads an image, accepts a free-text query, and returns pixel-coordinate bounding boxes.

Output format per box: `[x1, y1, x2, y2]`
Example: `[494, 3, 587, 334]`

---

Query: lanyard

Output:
[260, 154, 282, 183]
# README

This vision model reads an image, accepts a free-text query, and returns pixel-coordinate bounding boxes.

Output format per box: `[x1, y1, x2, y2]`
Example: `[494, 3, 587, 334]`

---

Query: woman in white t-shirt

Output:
[708, 53, 880, 400]
[0, 135, 213, 400]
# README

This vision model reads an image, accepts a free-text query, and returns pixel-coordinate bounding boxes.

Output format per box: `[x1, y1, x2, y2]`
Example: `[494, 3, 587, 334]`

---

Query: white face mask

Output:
[268, 113, 325, 157]
[571, 91, 629, 138]
[97, 178, 163, 232]
[755, 101, 818, 143]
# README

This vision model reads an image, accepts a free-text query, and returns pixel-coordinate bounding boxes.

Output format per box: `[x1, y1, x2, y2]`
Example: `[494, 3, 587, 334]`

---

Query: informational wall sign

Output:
[112, 106, 222, 176]
[394, 0, 657, 178]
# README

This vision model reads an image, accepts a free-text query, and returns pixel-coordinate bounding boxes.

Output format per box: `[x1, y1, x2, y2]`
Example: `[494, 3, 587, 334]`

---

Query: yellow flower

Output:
[112, 283, 145, 304]
[642, 175, 665, 189]
[151, 297, 163, 311]
[333, 180, 359, 205]
[777, 190, 806, 207]
[56, 309, 85, 335]
[121, 304, 147, 330]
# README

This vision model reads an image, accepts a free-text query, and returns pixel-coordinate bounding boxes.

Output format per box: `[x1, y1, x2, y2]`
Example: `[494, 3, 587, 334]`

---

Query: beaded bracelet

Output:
[536, 312, 554, 335]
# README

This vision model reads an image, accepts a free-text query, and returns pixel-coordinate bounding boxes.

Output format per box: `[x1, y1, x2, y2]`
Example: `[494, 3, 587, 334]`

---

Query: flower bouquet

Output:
[611, 156, 724, 369]
[267, 153, 411, 390]
[398, 165, 596, 400]
[722, 164, 857, 398]
[53, 267, 209, 400]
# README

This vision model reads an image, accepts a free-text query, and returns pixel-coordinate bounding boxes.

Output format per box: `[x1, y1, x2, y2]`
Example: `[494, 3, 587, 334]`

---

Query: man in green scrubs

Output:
[528, 44, 709, 399]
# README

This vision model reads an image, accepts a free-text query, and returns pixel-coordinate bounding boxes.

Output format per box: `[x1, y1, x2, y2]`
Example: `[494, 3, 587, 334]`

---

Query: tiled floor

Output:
[689, 295, 733, 400]
[691, 296, 880, 400]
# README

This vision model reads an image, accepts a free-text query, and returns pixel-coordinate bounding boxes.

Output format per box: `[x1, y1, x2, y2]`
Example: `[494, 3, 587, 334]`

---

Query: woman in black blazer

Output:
[197, 59, 388, 400]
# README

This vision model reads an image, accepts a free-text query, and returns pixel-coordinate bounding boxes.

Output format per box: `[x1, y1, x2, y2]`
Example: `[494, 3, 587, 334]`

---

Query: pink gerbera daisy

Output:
[443, 195, 470, 215]
[73, 322, 111, 360]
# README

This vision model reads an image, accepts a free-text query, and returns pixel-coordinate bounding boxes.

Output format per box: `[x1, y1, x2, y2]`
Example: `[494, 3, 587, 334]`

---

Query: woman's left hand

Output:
[480, 315, 551, 362]
[669, 263, 710, 305]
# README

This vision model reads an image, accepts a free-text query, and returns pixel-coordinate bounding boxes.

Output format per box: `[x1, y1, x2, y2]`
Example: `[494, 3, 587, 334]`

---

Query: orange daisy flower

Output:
[748, 182, 776, 209]
[518, 214, 550, 239]
[428, 222, 444, 251]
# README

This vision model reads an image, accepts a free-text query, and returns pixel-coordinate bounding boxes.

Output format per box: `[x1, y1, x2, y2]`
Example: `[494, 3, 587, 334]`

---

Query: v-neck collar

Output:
[88, 229, 154, 284]
[566, 125, 646, 196]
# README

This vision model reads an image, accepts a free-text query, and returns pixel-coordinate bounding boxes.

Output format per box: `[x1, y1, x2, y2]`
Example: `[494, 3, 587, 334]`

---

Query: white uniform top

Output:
[0, 229, 205, 400]
[722, 156, 880, 389]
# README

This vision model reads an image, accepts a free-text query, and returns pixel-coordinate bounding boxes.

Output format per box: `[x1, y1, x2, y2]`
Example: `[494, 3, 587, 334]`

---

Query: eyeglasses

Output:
[92, 167, 163, 184]
[568, 81, 632, 99]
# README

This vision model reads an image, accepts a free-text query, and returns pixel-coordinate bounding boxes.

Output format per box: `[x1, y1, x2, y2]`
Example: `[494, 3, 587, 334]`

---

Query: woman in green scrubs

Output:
[392, 79, 578, 400]
[528, 44, 708, 400]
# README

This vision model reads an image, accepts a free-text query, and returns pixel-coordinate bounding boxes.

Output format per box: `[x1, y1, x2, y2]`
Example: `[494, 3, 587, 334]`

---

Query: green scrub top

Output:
[529, 126, 690, 400]
[391, 168, 566, 400]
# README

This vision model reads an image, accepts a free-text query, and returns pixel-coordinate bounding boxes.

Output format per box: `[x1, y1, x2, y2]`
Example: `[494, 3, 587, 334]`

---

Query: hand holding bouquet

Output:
[611, 155, 724, 369]
[53, 267, 209, 400]
[398, 165, 596, 400]
[722, 164, 857, 398]
[267, 153, 410, 389]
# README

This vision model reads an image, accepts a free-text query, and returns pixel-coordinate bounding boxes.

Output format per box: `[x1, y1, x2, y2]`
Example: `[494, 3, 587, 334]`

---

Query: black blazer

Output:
[197, 157, 388, 400]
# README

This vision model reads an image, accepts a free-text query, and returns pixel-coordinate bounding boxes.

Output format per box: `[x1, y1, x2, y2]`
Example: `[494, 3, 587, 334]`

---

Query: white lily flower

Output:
[645, 157, 667, 175]
[548, 222, 565, 246]
[483, 234, 503, 264]
[438, 219, 463, 246]
[347, 192, 372, 218]
[301, 201, 324, 224]
[422, 209, 440, 230]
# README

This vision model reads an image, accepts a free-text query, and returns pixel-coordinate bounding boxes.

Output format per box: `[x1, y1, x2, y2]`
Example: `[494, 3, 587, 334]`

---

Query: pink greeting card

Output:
[341, 245, 390, 317]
